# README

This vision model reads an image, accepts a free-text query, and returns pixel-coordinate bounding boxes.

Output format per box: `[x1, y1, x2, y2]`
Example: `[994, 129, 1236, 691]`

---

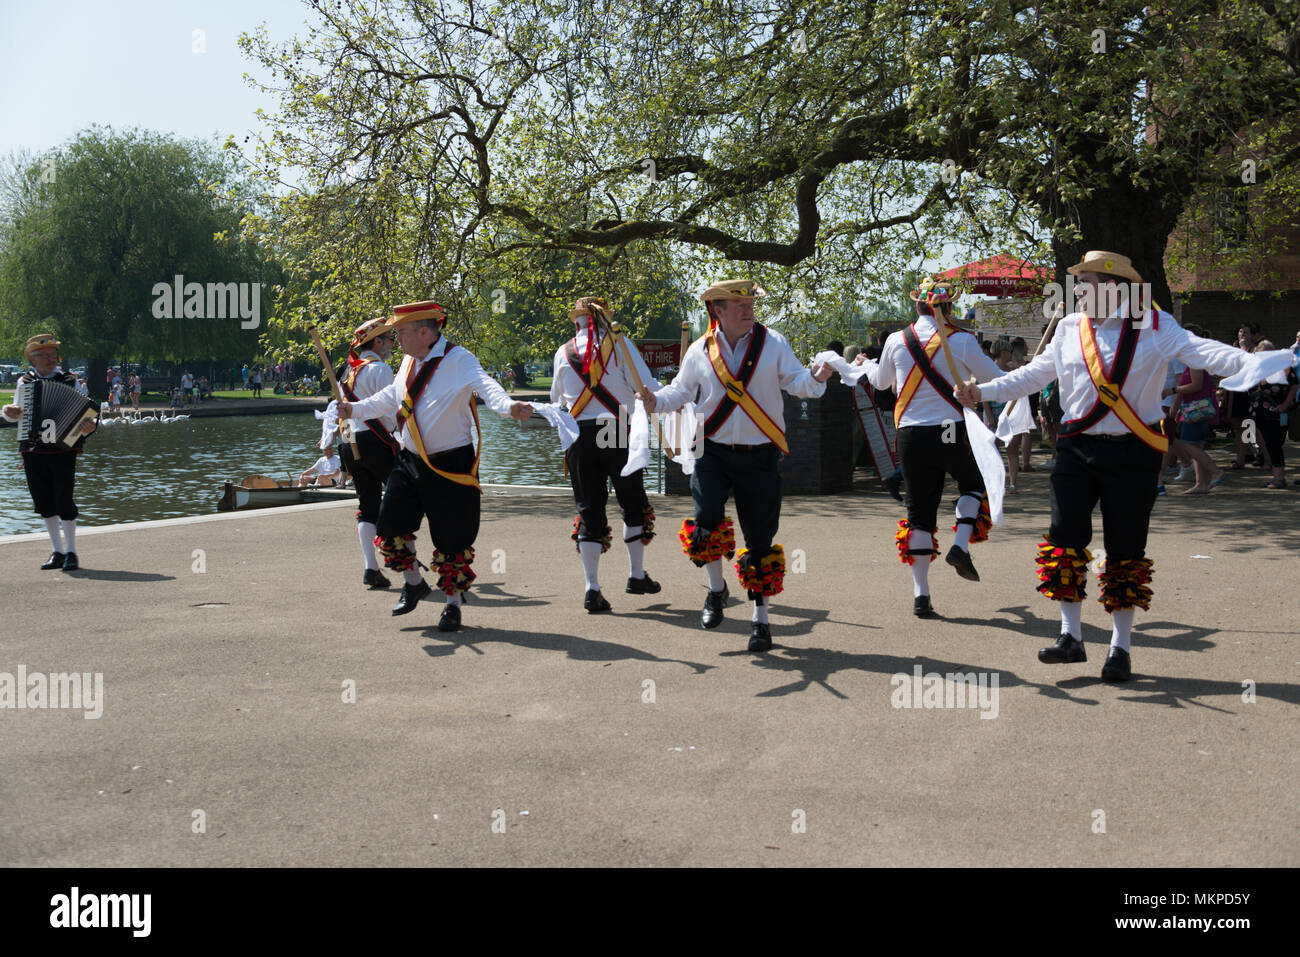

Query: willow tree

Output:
[237, 0, 1297, 354]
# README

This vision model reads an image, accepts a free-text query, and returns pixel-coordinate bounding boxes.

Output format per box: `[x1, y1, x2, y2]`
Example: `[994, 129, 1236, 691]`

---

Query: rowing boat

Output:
[217, 474, 356, 512]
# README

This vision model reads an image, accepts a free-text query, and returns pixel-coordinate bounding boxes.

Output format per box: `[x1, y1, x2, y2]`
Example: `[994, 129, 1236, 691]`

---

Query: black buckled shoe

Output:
[701, 584, 729, 629]
[1101, 647, 1132, 682]
[584, 589, 612, 613]
[363, 568, 391, 589]
[945, 545, 979, 582]
[438, 603, 462, 632]
[748, 622, 772, 652]
[62, 552, 80, 572]
[391, 579, 431, 616]
[882, 473, 904, 502]
[1038, 634, 1087, 664]
[41, 551, 66, 570]
[626, 573, 662, 595]
[913, 595, 935, 618]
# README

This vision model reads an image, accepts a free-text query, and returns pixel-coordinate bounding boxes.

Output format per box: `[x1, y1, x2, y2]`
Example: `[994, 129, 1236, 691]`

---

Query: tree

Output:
[236, 0, 1299, 342]
[0, 128, 276, 397]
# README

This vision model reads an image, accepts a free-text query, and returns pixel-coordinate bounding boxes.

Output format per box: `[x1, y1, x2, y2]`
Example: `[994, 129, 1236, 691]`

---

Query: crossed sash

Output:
[893, 321, 964, 429]
[395, 348, 482, 490]
[702, 325, 789, 453]
[1060, 314, 1167, 452]
[565, 333, 619, 417]
[342, 358, 399, 454]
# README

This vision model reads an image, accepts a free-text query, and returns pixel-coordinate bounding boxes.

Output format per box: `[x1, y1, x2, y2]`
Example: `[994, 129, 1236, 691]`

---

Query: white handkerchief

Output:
[530, 402, 580, 452]
[668, 402, 700, 475]
[621, 398, 651, 477]
[1218, 349, 1297, 392]
[963, 408, 1006, 526]
[812, 349, 878, 386]
[995, 395, 1035, 442]
[317, 400, 340, 450]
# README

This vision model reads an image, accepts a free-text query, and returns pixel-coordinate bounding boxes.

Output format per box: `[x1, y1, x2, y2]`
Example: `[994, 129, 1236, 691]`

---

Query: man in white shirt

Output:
[338, 317, 399, 590]
[180, 371, 194, 408]
[338, 300, 533, 632]
[854, 277, 1006, 618]
[298, 446, 342, 486]
[956, 250, 1276, 681]
[551, 296, 663, 612]
[647, 280, 833, 652]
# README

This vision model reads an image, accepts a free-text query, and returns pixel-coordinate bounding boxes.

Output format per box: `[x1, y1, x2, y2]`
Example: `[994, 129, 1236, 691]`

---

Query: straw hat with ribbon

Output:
[701, 279, 766, 328]
[389, 300, 448, 329]
[24, 333, 61, 360]
[347, 316, 391, 368]
[1065, 250, 1143, 284]
[908, 276, 963, 308]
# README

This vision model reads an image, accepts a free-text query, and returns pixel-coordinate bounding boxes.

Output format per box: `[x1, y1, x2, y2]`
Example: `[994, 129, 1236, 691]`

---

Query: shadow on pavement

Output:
[418, 627, 717, 674]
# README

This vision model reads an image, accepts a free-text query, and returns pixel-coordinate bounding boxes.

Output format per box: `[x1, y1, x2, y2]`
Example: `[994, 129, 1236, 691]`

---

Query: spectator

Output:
[1224, 323, 1261, 468]
[1250, 340, 1298, 489]
[1169, 353, 1225, 495]
[827, 339, 845, 357]
[297, 446, 342, 487]
[74, 375, 89, 398]
[988, 340, 1023, 491]
[251, 367, 263, 398]
[180, 369, 195, 408]
[128, 373, 141, 411]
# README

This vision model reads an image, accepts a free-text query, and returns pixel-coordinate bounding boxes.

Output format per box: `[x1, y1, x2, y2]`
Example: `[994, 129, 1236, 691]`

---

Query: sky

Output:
[0, 0, 314, 159]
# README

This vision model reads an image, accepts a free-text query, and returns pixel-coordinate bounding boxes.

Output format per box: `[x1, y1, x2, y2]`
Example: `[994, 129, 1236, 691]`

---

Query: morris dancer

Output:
[550, 296, 662, 612]
[337, 301, 533, 631]
[1, 334, 97, 571]
[854, 277, 1005, 617]
[646, 280, 833, 652]
[338, 317, 399, 589]
[956, 250, 1291, 680]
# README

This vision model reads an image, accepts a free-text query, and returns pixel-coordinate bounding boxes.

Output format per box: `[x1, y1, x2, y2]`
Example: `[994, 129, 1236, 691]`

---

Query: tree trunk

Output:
[87, 358, 110, 402]
[510, 360, 528, 388]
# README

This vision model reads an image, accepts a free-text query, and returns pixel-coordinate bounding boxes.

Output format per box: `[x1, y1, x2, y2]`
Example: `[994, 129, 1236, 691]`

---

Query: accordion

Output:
[16, 379, 98, 447]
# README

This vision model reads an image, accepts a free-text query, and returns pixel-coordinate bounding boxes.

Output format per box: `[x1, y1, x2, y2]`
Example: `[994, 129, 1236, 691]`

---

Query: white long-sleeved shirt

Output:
[345, 337, 515, 456]
[551, 328, 660, 421]
[859, 316, 1006, 427]
[343, 350, 397, 435]
[652, 324, 825, 445]
[977, 310, 1255, 434]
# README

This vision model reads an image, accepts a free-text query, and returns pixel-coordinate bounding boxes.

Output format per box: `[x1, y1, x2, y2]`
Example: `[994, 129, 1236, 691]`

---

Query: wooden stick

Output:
[609, 319, 678, 458]
[1002, 304, 1065, 419]
[307, 325, 360, 456]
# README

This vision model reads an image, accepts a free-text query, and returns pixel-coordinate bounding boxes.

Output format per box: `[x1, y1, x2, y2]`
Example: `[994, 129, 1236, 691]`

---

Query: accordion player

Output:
[1, 333, 97, 571]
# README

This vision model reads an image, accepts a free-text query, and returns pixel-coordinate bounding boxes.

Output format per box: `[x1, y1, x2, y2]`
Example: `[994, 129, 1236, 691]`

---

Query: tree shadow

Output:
[1054, 674, 1300, 710]
[418, 626, 717, 674]
[463, 581, 551, 609]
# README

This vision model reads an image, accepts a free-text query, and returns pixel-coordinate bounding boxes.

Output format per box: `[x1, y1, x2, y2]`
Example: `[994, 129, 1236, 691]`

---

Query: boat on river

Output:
[218, 474, 356, 512]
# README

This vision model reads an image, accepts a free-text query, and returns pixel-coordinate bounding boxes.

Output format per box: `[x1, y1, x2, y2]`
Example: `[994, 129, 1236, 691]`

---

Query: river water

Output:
[1, 412, 667, 535]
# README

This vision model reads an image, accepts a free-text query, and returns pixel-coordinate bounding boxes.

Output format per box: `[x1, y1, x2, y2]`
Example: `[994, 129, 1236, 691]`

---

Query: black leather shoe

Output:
[1101, 647, 1132, 682]
[701, 584, 729, 629]
[748, 622, 772, 652]
[584, 589, 612, 613]
[438, 604, 462, 632]
[913, 595, 935, 618]
[41, 551, 66, 570]
[945, 545, 979, 582]
[62, 552, 79, 572]
[883, 473, 904, 502]
[1038, 634, 1087, 664]
[626, 573, 662, 595]
[363, 568, 391, 589]
[391, 580, 431, 616]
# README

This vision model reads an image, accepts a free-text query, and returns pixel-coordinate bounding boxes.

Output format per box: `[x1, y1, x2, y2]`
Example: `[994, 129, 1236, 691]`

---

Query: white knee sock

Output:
[1110, 608, 1135, 652]
[623, 524, 644, 579]
[403, 567, 423, 586]
[446, 591, 462, 606]
[705, 558, 726, 592]
[44, 517, 63, 553]
[1060, 600, 1083, 639]
[579, 541, 603, 591]
[752, 596, 769, 624]
[953, 495, 980, 551]
[61, 519, 76, 553]
[909, 530, 932, 597]
[358, 522, 379, 571]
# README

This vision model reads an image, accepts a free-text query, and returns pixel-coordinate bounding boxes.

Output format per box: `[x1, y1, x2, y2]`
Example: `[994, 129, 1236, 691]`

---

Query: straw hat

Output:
[389, 300, 447, 328]
[700, 279, 766, 302]
[1066, 251, 1143, 284]
[351, 317, 391, 348]
[24, 333, 61, 359]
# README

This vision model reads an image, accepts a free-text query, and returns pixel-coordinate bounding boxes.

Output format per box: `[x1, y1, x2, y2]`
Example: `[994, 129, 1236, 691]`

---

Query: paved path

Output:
[1, 471, 1295, 866]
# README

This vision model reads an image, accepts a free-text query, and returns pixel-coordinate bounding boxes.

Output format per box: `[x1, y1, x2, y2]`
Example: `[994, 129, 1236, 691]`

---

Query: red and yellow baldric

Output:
[565, 330, 618, 417]
[703, 326, 789, 453]
[1066, 314, 1167, 453]
[893, 320, 963, 429]
[395, 349, 482, 490]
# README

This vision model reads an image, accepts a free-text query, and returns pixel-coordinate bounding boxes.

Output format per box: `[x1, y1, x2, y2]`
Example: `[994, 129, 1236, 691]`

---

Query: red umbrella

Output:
[935, 254, 1052, 298]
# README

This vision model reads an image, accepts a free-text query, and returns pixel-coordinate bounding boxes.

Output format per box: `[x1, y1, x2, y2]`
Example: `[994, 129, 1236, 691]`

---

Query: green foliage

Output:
[0, 128, 276, 379]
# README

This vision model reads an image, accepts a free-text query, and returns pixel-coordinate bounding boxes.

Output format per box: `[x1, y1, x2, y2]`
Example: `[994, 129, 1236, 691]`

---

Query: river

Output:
[1, 412, 667, 535]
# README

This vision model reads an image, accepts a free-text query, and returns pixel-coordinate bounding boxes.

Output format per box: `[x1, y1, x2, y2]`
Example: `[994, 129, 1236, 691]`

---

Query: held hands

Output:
[509, 401, 534, 421]
[812, 361, 833, 383]
[642, 392, 657, 413]
[337, 400, 353, 419]
[954, 378, 981, 408]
